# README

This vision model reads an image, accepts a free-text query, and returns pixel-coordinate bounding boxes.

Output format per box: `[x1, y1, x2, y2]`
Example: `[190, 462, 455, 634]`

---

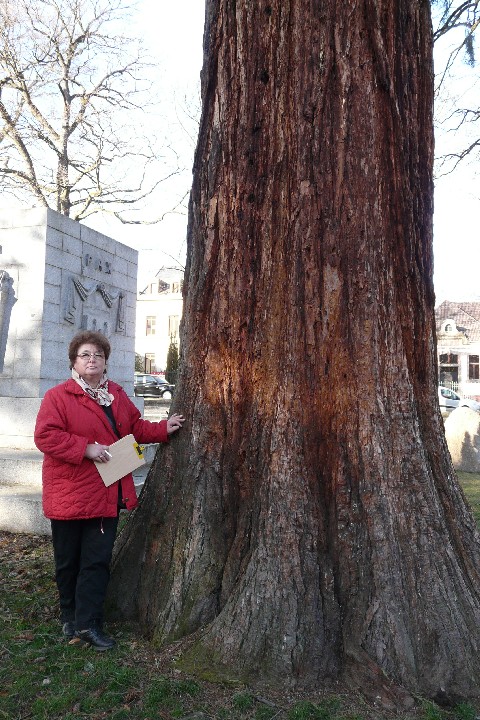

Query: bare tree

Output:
[433, 1, 480, 173]
[109, 0, 480, 704]
[433, 1, 480, 54]
[0, 0, 182, 221]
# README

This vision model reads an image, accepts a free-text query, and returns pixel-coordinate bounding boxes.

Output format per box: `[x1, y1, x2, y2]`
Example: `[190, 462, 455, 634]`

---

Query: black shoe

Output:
[62, 621, 75, 640]
[71, 627, 116, 651]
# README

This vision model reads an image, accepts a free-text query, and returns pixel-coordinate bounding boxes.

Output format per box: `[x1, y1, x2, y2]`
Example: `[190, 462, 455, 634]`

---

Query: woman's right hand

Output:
[85, 443, 111, 463]
[167, 413, 185, 435]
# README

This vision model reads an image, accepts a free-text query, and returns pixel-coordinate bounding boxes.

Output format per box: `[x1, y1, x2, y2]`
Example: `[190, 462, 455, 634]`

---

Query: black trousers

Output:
[50, 516, 119, 630]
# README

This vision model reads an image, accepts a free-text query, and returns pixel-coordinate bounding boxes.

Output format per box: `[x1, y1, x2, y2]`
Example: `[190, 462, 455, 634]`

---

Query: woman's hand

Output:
[85, 443, 111, 462]
[167, 414, 185, 435]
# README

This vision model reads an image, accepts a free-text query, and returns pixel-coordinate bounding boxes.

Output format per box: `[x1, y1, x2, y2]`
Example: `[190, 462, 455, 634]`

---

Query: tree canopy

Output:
[0, 0, 182, 221]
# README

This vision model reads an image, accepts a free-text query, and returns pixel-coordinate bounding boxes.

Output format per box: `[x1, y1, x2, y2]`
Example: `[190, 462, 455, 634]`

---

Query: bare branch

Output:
[433, 1, 480, 42]
[112, 190, 190, 225]
[0, 97, 47, 203]
[0, 0, 184, 222]
[433, 1, 480, 172]
[435, 137, 480, 174]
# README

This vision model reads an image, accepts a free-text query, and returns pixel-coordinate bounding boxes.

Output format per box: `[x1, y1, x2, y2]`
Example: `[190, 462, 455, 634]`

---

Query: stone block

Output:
[46, 226, 64, 250]
[0, 207, 48, 229]
[61, 233, 83, 258]
[127, 261, 139, 280]
[41, 320, 68, 342]
[44, 283, 61, 305]
[0, 448, 43, 486]
[42, 300, 61, 325]
[42, 340, 66, 363]
[115, 241, 137, 262]
[112, 256, 129, 277]
[0, 485, 51, 535]
[40, 357, 70, 383]
[47, 207, 81, 238]
[14, 356, 42, 379]
[0, 379, 42, 400]
[0, 398, 43, 448]
[46, 246, 82, 273]
[46, 265, 62, 286]
[125, 274, 138, 293]
[39, 378, 60, 396]
[444, 406, 480, 472]
[81, 225, 115, 251]
[81, 242, 115, 274]
[3, 244, 46, 284]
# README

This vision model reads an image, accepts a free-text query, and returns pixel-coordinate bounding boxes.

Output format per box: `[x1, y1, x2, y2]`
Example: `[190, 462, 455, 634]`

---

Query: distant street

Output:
[142, 398, 171, 423]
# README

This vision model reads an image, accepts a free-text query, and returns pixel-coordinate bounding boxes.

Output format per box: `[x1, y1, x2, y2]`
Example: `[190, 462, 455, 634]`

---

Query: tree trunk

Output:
[109, 0, 480, 700]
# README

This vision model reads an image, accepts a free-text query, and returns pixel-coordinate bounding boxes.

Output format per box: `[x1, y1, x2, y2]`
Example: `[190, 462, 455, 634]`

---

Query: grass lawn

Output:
[1, 474, 479, 720]
[457, 471, 480, 526]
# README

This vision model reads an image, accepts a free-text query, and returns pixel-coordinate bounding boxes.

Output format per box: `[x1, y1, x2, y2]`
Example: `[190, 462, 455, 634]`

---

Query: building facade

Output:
[135, 267, 183, 374]
[435, 300, 480, 400]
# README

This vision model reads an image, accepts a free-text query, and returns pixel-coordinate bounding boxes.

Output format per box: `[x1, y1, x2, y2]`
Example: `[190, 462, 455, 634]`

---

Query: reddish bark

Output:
[109, 0, 480, 700]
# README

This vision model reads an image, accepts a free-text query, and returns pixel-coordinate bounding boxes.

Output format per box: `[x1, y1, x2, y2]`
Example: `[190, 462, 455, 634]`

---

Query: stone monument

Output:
[444, 405, 480, 473]
[0, 207, 139, 533]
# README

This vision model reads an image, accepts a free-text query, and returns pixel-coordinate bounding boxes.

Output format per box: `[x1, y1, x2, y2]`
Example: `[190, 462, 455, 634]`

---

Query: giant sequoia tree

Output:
[109, 0, 480, 701]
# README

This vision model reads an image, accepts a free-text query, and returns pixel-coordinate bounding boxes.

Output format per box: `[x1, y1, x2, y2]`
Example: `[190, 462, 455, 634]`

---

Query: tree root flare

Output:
[342, 652, 415, 712]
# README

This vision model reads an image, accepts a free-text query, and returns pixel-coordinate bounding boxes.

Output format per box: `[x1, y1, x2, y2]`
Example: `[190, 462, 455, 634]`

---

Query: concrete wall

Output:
[0, 207, 138, 449]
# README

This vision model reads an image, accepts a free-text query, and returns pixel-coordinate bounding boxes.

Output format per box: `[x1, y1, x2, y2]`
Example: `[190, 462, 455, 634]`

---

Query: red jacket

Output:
[34, 379, 169, 520]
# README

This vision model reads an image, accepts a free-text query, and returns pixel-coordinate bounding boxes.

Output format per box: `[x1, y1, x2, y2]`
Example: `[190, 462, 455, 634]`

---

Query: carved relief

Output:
[0, 270, 17, 372]
[83, 252, 112, 274]
[116, 293, 125, 333]
[64, 275, 126, 336]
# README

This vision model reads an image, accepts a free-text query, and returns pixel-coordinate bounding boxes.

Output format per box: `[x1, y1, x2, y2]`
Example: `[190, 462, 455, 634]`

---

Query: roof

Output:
[139, 266, 184, 296]
[435, 301, 480, 343]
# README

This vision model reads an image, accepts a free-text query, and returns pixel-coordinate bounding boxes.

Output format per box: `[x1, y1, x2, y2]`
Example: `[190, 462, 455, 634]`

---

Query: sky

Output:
[432, 18, 480, 305]
[86, 0, 205, 288]
[82, 3, 480, 304]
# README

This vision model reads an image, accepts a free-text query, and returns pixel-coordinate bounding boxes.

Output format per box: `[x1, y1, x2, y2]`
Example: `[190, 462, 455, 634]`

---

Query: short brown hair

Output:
[68, 331, 111, 368]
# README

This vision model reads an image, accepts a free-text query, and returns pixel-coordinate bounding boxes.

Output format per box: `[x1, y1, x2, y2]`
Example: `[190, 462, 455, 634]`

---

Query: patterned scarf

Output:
[71, 368, 114, 406]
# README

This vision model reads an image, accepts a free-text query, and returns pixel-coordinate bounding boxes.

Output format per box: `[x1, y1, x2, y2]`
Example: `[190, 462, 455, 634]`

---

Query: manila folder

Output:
[95, 434, 146, 487]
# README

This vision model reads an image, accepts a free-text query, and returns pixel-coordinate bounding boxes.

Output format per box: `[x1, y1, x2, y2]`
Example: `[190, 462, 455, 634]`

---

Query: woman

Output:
[34, 331, 184, 651]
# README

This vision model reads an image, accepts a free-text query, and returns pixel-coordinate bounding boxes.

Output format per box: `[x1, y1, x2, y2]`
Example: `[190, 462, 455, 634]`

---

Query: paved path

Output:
[142, 398, 170, 422]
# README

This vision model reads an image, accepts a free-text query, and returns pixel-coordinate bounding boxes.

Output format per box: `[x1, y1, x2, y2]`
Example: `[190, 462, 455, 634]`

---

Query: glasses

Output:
[76, 352, 105, 360]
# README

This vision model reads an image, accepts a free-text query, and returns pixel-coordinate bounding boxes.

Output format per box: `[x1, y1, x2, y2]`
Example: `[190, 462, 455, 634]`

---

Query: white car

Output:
[438, 387, 480, 413]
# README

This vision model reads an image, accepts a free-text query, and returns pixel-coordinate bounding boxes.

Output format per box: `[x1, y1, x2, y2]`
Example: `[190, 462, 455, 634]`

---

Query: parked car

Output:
[438, 386, 460, 411]
[134, 373, 175, 399]
[438, 387, 480, 413]
[462, 397, 480, 412]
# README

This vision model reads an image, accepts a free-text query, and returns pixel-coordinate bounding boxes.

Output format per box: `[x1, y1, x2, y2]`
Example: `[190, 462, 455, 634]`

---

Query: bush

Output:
[165, 339, 179, 384]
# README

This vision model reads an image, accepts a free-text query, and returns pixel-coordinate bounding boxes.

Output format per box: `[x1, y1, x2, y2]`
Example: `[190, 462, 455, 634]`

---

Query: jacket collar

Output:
[64, 378, 121, 395]
[63, 378, 120, 437]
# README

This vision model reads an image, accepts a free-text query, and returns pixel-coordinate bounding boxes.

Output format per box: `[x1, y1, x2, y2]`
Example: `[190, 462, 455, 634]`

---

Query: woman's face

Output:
[73, 343, 106, 386]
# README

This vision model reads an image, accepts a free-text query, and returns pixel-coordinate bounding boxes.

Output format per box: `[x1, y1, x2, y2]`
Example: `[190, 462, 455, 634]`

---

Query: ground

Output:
[1, 529, 479, 720]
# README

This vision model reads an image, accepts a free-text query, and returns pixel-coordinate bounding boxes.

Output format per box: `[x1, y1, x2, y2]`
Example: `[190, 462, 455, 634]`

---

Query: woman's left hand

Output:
[167, 413, 185, 435]
[85, 443, 111, 462]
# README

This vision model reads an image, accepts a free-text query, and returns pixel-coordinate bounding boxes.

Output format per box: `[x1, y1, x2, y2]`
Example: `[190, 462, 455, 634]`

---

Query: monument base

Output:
[0, 444, 156, 536]
[0, 398, 43, 450]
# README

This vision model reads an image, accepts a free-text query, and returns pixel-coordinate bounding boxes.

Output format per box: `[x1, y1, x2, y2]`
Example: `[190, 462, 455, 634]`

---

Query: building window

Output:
[444, 323, 453, 332]
[439, 353, 459, 386]
[469, 355, 480, 381]
[172, 282, 181, 294]
[144, 353, 155, 373]
[146, 316, 156, 335]
[168, 315, 179, 339]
